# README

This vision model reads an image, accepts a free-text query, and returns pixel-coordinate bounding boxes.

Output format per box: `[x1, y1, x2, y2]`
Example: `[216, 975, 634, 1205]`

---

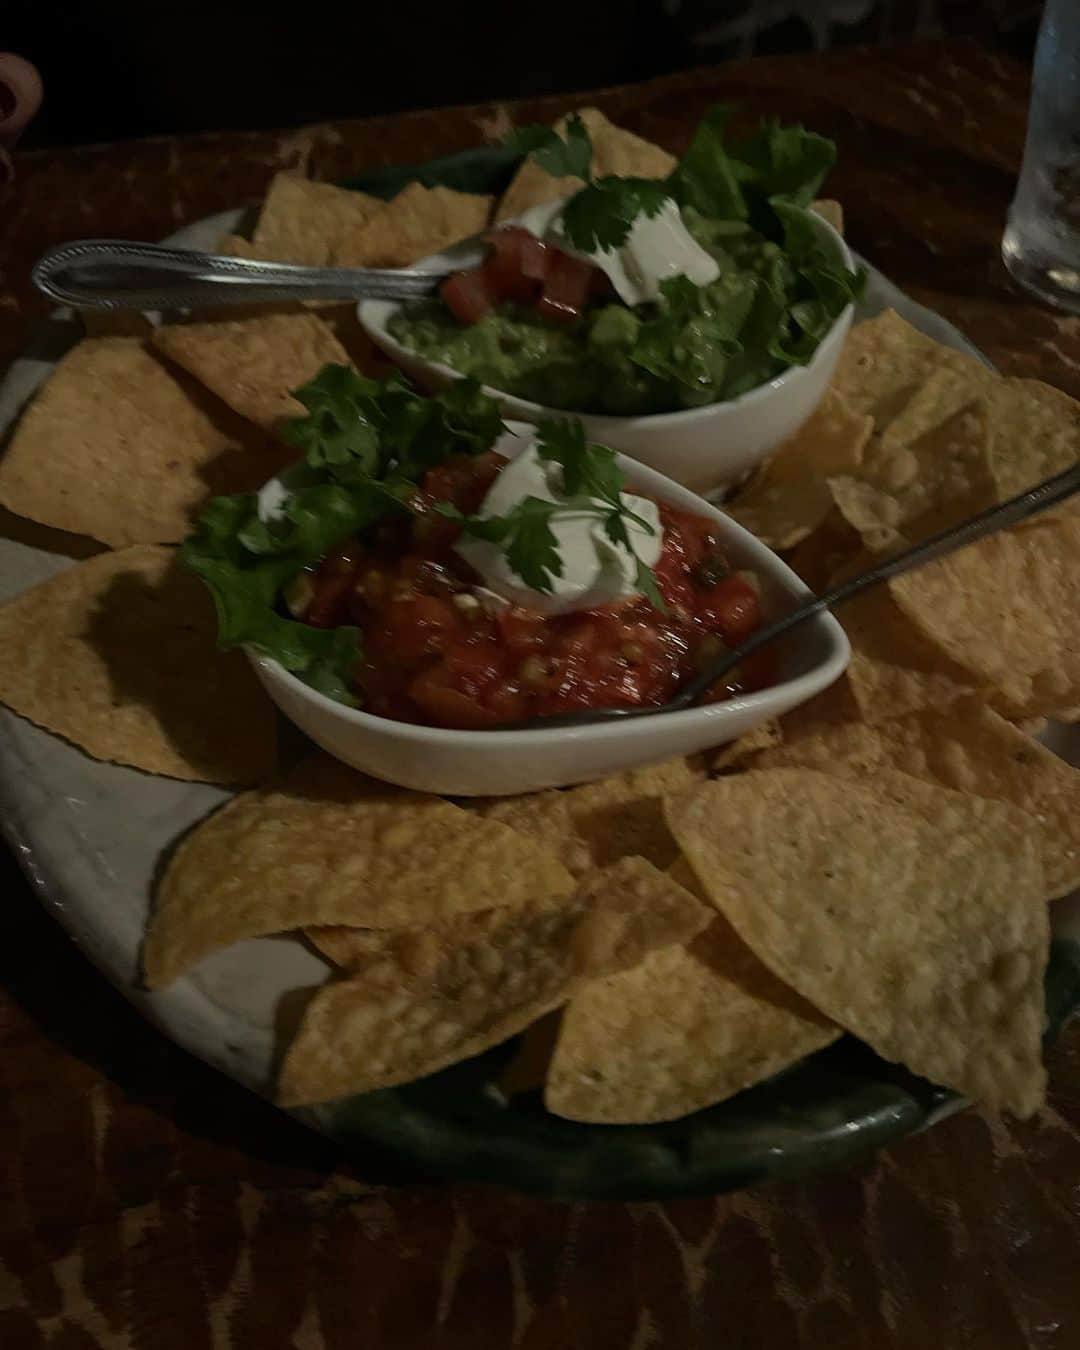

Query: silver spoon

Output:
[31, 237, 486, 311]
[493, 460, 1080, 731]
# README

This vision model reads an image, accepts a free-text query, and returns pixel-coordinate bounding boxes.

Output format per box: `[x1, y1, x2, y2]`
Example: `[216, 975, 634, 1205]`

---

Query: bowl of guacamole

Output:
[359, 108, 863, 493]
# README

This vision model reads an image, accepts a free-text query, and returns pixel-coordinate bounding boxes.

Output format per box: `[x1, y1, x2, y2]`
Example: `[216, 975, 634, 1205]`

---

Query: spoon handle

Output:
[678, 457, 1080, 707]
[32, 239, 447, 311]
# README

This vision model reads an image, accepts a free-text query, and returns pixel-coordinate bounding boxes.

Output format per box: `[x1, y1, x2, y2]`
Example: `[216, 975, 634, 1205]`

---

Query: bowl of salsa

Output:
[242, 424, 849, 795]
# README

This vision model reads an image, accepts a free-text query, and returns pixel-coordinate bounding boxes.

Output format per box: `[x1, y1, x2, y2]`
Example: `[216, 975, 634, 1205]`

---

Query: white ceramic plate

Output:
[2, 207, 1078, 1139]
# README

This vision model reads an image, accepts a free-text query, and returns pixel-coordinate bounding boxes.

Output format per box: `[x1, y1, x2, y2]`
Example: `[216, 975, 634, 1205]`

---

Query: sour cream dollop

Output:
[454, 442, 663, 615]
[516, 195, 720, 307]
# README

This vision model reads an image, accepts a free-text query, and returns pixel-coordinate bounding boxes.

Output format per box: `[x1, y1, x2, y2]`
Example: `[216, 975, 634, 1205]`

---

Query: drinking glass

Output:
[1001, 0, 1080, 312]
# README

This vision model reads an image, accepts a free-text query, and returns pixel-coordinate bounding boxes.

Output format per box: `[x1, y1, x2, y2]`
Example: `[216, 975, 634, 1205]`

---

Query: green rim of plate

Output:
[307, 147, 1080, 1200]
[320, 939, 1080, 1201]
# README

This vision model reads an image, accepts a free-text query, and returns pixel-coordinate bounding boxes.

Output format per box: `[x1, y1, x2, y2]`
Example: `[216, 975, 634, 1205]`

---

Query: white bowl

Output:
[248, 425, 849, 796]
[357, 211, 854, 495]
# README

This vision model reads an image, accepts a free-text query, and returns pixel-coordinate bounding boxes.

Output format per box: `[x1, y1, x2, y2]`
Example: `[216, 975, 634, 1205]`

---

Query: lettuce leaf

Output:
[183, 372, 505, 700]
[668, 107, 836, 224]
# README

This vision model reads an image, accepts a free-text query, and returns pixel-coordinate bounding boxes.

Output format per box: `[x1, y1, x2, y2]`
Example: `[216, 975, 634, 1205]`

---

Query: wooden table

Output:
[3, 38, 1080, 1350]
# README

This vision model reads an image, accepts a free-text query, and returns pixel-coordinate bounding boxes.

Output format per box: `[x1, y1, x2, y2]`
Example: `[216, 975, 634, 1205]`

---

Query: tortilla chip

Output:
[153, 313, 349, 430]
[829, 380, 997, 552]
[986, 378, 1080, 503]
[479, 790, 593, 876]
[779, 675, 863, 741]
[81, 311, 155, 340]
[145, 755, 577, 987]
[278, 856, 709, 1105]
[831, 310, 989, 430]
[727, 390, 872, 550]
[756, 702, 1080, 898]
[0, 339, 288, 546]
[546, 861, 838, 1124]
[496, 108, 676, 222]
[476, 755, 704, 875]
[307, 908, 558, 972]
[783, 513, 864, 592]
[214, 233, 260, 258]
[338, 182, 492, 267]
[564, 756, 705, 869]
[839, 587, 979, 722]
[666, 770, 1048, 1117]
[172, 296, 382, 373]
[0, 546, 276, 784]
[251, 173, 386, 265]
[810, 199, 844, 235]
[890, 518, 1080, 719]
[712, 719, 783, 772]
[305, 924, 393, 968]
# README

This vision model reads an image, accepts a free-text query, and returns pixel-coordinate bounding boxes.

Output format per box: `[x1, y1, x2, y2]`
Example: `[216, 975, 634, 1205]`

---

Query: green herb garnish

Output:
[560, 176, 671, 253]
[443, 418, 666, 608]
[507, 114, 674, 253]
[506, 113, 593, 181]
[183, 368, 506, 696]
[667, 106, 837, 222]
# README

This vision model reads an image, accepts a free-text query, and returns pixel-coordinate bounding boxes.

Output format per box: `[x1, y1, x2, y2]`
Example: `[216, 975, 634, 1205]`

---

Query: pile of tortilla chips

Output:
[729, 309, 1080, 728]
[0, 110, 1078, 1130]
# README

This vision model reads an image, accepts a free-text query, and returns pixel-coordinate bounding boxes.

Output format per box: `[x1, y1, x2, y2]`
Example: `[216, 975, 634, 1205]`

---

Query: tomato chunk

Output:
[441, 266, 496, 325]
[372, 594, 465, 667]
[487, 227, 549, 301]
[699, 575, 761, 643]
[409, 669, 504, 729]
[536, 251, 596, 325]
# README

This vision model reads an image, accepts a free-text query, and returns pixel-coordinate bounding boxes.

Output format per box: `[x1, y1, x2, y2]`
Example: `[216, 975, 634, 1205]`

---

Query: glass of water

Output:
[1001, 0, 1080, 312]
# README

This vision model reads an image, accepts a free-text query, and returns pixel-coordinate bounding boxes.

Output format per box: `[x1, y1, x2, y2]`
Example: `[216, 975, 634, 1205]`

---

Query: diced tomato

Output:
[409, 669, 504, 729]
[441, 266, 496, 325]
[441, 635, 507, 694]
[305, 569, 357, 628]
[487, 227, 549, 301]
[372, 594, 465, 666]
[306, 544, 363, 627]
[484, 680, 529, 722]
[536, 251, 596, 325]
[588, 267, 614, 300]
[661, 505, 719, 572]
[421, 451, 503, 512]
[698, 575, 761, 643]
[496, 607, 547, 654]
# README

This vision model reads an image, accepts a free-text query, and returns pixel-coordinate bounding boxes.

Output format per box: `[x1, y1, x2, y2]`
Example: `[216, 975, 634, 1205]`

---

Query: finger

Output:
[0, 53, 43, 149]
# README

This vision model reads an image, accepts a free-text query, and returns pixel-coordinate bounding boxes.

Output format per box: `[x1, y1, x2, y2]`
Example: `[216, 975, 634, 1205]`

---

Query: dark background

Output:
[5, 0, 1042, 149]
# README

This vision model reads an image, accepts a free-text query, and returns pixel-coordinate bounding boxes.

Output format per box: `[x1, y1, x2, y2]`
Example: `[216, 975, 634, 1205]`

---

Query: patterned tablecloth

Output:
[2, 37, 1080, 1350]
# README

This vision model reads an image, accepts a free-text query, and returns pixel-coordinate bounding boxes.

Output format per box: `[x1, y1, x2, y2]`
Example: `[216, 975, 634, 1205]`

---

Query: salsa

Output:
[291, 451, 773, 729]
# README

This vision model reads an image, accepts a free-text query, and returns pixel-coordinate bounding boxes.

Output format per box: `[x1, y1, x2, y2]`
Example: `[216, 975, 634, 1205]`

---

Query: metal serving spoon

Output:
[494, 460, 1080, 732]
[31, 238, 485, 311]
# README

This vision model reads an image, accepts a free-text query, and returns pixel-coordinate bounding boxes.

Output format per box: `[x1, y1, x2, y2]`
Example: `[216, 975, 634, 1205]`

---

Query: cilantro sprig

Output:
[505, 115, 593, 180]
[444, 418, 667, 610]
[561, 177, 671, 253]
[506, 114, 673, 253]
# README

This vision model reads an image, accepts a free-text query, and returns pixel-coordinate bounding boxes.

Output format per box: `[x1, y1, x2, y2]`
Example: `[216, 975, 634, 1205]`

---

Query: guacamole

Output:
[389, 207, 856, 417]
